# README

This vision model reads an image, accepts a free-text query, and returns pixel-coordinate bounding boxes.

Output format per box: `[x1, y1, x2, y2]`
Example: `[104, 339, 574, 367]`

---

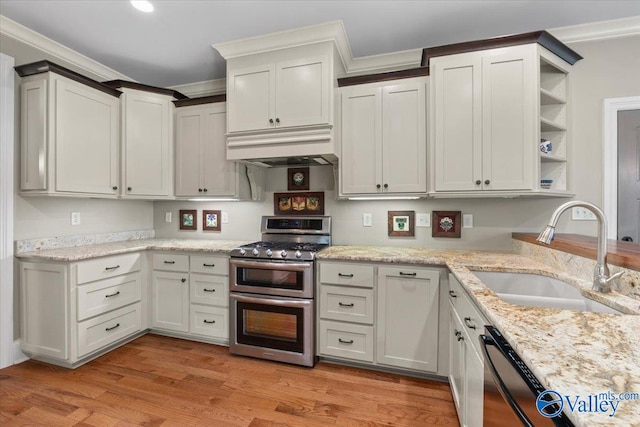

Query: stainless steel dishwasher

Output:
[480, 326, 574, 427]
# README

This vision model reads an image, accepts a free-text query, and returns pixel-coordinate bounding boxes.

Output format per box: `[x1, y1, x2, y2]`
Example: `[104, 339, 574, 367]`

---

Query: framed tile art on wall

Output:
[203, 210, 221, 231]
[179, 210, 197, 230]
[432, 211, 461, 238]
[387, 211, 415, 236]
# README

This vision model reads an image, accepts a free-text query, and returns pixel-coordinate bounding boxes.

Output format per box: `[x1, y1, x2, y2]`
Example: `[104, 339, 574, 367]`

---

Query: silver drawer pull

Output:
[338, 338, 354, 344]
[399, 272, 416, 276]
[464, 317, 477, 330]
[105, 265, 120, 271]
[164, 261, 175, 264]
[105, 323, 120, 332]
[203, 288, 216, 293]
[203, 319, 216, 324]
[203, 263, 215, 267]
[105, 291, 120, 298]
[449, 290, 457, 298]
[338, 302, 354, 307]
[338, 273, 354, 278]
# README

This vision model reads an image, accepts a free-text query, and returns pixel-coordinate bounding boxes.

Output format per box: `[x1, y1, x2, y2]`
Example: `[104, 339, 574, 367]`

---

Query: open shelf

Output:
[540, 152, 566, 162]
[540, 88, 566, 105]
[540, 117, 566, 132]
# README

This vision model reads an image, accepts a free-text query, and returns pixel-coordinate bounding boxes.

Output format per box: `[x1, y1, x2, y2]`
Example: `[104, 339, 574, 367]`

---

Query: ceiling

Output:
[1, 1, 639, 88]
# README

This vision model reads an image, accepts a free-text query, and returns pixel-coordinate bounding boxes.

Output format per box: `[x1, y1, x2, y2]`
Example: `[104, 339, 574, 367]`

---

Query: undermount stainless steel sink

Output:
[473, 271, 623, 315]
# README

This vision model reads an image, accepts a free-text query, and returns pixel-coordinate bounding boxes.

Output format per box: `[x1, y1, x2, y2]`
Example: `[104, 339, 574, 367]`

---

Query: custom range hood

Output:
[214, 21, 348, 168]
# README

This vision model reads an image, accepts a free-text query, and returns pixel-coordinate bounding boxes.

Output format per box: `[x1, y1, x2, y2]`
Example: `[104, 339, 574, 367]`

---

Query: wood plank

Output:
[513, 232, 640, 271]
[0, 334, 457, 426]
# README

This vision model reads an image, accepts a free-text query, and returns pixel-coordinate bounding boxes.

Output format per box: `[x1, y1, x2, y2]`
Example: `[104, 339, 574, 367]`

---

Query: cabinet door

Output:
[175, 107, 204, 196]
[481, 47, 535, 191]
[227, 64, 275, 133]
[151, 271, 189, 332]
[20, 79, 48, 190]
[465, 343, 484, 427]
[55, 78, 119, 194]
[340, 86, 382, 194]
[449, 305, 465, 425]
[382, 82, 427, 193]
[122, 91, 172, 196]
[275, 56, 330, 128]
[376, 267, 440, 372]
[202, 104, 238, 195]
[433, 54, 482, 191]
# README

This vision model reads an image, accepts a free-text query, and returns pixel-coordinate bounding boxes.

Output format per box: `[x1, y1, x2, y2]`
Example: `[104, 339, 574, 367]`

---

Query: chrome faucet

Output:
[537, 201, 623, 293]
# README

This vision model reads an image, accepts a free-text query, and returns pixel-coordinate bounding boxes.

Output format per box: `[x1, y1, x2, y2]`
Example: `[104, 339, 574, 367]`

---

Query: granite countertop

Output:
[15, 239, 252, 262]
[318, 246, 640, 427]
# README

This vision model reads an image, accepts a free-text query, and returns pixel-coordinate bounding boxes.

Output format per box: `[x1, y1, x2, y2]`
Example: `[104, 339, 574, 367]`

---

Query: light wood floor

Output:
[0, 334, 458, 426]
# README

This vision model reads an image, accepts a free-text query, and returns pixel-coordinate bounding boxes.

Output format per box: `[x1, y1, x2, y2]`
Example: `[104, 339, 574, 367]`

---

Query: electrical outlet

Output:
[165, 212, 172, 223]
[70, 212, 81, 225]
[416, 213, 431, 227]
[572, 207, 597, 221]
[463, 214, 474, 228]
[362, 213, 372, 227]
[221, 212, 229, 224]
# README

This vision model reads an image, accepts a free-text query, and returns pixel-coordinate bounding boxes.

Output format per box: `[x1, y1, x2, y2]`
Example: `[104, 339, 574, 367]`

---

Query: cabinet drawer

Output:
[190, 305, 228, 340]
[449, 274, 488, 356]
[190, 255, 228, 275]
[319, 285, 374, 324]
[319, 262, 374, 288]
[319, 320, 374, 362]
[190, 273, 228, 307]
[76, 253, 140, 284]
[77, 302, 142, 357]
[448, 273, 464, 310]
[77, 272, 142, 321]
[152, 253, 189, 272]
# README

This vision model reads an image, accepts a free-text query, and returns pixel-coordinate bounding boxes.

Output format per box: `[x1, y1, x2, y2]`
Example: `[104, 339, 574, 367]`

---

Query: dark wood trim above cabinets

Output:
[421, 31, 583, 66]
[337, 67, 429, 87]
[173, 94, 227, 107]
[14, 60, 122, 97]
[103, 80, 188, 100]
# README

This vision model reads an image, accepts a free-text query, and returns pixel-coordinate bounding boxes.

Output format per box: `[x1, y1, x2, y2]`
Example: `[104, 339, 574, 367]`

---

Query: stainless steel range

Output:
[229, 216, 331, 367]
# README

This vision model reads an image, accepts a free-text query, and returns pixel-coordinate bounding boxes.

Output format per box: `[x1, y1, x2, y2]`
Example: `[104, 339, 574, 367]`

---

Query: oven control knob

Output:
[239, 248, 246, 256]
[295, 250, 302, 259]
[266, 249, 273, 257]
[252, 248, 259, 256]
[280, 250, 288, 258]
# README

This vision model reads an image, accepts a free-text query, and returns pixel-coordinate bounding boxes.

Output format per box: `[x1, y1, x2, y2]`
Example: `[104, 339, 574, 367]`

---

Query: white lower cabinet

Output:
[317, 261, 443, 375]
[449, 274, 488, 427]
[151, 253, 230, 344]
[20, 252, 145, 367]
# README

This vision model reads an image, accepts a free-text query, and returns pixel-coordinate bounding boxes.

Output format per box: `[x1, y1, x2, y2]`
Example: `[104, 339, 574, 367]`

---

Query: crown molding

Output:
[549, 15, 640, 43]
[345, 48, 422, 76]
[213, 20, 351, 71]
[0, 14, 133, 81]
[169, 78, 226, 97]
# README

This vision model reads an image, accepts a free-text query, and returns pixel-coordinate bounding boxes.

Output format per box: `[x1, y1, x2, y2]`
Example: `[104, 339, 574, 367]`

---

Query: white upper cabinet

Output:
[175, 101, 255, 199]
[119, 88, 174, 198]
[18, 65, 120, 197]
[340, 77, 427, 196]
[429, 42, 574, 197]
[227, 64, 275, 133]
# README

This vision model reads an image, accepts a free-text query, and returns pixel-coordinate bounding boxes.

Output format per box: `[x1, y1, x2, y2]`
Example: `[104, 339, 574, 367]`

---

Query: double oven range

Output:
[229, 216, 331, 367]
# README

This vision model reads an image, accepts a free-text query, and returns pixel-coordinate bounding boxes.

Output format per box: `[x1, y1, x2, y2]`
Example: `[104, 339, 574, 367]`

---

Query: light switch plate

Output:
[572, 207, 597, 221]
[363, 213, 372, 227]
[221, 211, 229, 224]
[165, 212, 172, 223]
[416, 213, 430, 227]
[463, 214, 473, 228]
[70, 212, 81, 226]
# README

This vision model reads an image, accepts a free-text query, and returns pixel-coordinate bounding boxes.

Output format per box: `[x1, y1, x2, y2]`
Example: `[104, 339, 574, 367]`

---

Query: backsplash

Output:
[512, 240, 639, 297]
[15, 229, 155, 254]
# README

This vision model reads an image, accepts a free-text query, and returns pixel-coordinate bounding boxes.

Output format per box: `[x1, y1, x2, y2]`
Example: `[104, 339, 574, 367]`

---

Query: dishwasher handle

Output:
[479, 334, 534, 427]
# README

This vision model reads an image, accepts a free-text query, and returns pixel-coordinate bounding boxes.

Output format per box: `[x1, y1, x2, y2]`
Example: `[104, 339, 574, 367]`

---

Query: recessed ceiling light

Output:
[130, 0, 154, 13]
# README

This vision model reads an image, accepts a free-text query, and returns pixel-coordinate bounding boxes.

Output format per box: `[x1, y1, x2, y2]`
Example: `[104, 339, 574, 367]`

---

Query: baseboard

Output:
[13, 339, 29, 364]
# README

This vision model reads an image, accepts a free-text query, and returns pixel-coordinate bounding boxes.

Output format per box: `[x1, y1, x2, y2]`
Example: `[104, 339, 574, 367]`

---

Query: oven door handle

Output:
[230, 259, 312, 272]
[479, 334, 534, 427]
[230, 292, 312, 307]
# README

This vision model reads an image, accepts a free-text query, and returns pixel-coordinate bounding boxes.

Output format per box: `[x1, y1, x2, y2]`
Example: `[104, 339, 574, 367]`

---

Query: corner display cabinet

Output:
[427, 31, 581, 198]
